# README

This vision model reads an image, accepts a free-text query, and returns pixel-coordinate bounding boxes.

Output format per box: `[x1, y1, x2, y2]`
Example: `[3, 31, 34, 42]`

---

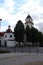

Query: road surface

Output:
[0, 53, 43, 65]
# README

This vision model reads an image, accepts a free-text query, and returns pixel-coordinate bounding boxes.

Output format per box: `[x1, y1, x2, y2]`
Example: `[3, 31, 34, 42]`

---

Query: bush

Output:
[0, 50, 10, 53]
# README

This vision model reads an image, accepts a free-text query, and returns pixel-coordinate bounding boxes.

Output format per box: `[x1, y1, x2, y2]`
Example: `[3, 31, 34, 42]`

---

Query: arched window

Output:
[10, 35, 12, 38]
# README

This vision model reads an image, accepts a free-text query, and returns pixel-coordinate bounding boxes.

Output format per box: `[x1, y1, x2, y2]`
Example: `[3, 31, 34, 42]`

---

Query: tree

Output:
[25, 25, 31, 46]
[31, 27, 38, 46]
[14, 20, 25, 46]
[42, 34, 43, 47]
[38, 31, 43, 47]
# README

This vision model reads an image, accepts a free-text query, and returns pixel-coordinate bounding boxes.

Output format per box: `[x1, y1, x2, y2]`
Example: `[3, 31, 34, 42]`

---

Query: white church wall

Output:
[7, 41, 16, 47]
[3, 32, 16, 47]
[4, 33, 14, 40]
[25, 23, 32, 28]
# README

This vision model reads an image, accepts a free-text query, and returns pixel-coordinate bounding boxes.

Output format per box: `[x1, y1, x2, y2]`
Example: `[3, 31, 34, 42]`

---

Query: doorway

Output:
[5, 41, 7, 47]
[0, 40, 1, 47]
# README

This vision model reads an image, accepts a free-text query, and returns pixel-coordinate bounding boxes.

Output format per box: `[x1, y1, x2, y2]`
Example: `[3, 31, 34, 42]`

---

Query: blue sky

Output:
[0, 0, 43, 32]
[0, 0, 4, 3]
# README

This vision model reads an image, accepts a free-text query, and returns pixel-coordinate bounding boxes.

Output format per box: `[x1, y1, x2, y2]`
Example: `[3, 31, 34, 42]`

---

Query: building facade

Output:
[0, 14, 33, 47]
[0, 25, 16, 47]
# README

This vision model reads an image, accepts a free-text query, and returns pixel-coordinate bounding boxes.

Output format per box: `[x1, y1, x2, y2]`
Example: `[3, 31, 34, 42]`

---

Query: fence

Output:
[0, 47, 43, 53]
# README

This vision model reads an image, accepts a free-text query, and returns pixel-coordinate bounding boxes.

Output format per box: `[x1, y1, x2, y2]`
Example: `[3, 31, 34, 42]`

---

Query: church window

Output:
[10, 35, 12, 38]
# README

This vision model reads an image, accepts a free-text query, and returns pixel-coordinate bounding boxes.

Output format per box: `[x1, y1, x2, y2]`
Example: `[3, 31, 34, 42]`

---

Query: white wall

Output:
[4, 33, 15, 40]
[25, 23, 32, 28]
[25, 18, 32, 23]
[3, 33, 16, 47]
[7, 41, 16, 47]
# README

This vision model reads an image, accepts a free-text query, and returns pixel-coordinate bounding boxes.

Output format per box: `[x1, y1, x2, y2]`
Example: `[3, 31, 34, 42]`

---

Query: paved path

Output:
[0, 53, 43, 65]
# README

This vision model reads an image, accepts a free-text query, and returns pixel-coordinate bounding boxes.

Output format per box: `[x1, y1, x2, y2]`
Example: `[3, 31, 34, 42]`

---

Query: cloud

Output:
[3, 0, 16, 13]
[0, 0, 43, 32]
[34, 22, 43, 32]
[15, 0, 43, 24]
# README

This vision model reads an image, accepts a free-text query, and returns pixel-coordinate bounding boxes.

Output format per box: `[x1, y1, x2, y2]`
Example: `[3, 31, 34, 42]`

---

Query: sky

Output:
[0, 0, 43, 32]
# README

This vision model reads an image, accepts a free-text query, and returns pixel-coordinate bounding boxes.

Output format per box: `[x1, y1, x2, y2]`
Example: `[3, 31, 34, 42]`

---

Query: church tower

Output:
[25, 14, 33, 28]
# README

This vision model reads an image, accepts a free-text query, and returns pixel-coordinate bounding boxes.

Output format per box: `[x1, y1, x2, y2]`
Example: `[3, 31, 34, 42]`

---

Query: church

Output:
[0, 25, 16, 47]
[0, 14, 33, 47]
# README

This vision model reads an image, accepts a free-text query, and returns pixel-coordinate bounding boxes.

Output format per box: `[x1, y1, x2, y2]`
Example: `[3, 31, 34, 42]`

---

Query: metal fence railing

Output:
[0, 47, 43, 53]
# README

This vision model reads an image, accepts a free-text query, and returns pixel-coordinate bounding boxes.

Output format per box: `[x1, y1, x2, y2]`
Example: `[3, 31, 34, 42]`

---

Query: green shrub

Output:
[0, 50, 10, 53]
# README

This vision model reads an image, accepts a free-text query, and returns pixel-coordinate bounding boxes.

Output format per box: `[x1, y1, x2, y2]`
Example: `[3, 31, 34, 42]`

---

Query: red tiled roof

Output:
[0, 32, 5, 36]
[5, 25, 13, 33]
[6, 29, 12, 33]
